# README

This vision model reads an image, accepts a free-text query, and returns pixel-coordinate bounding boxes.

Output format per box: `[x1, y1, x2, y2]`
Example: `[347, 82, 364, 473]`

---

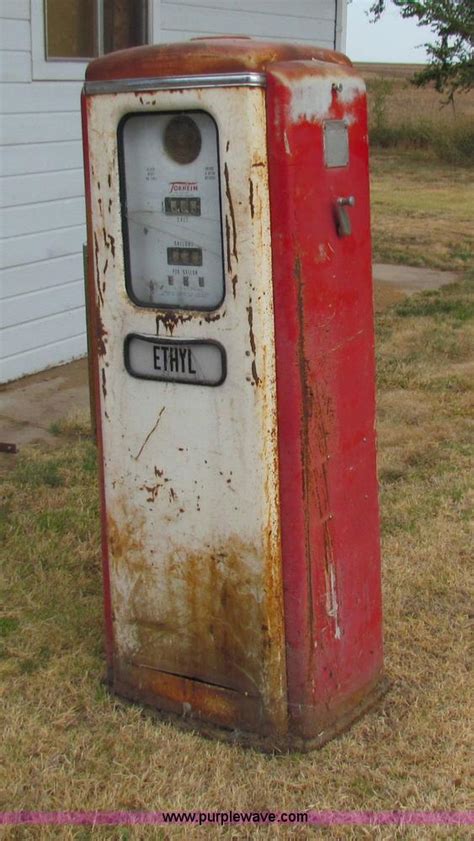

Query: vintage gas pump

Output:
[82, 37, 386, 751]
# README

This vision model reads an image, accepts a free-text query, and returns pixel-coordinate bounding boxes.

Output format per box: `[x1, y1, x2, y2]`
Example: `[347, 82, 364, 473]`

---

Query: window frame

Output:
[32, 0, 155, 81]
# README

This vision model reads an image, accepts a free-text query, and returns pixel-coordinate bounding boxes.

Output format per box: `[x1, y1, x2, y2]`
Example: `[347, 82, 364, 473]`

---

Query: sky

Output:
[346, 0, 433, 63]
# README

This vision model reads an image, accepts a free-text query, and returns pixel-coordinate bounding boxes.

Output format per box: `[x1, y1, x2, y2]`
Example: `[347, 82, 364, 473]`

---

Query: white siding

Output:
[0, 0, 345, 383]
[159, 0, 337, 46]
[0, 2, 87, 382]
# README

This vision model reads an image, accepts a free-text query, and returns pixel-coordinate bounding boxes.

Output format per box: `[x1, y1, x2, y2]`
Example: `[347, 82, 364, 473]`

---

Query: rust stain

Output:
[134, 407, 165, 461]
[251, 361, 261, 388]
[128, 536, 269, 696]
[224, 215, 232, 274]
[249, 178, 255, 220]
[203, 311, 222, 323]
[93, 232, 103, 307]
[108, 173, 112, 188]
[108, 509, 146, 574]
[246, 303, 260, 386]
[155, 310, 222, 333]
[101, 367, 107, 400]
[294, 254, 315, 658]
[231, 275, 238, 298]
[224, 163, 238, 265]
[294, 255, 340, 644]
[114, 662, 264, 735]
[96, 311, 108, 357]
[102, 227, 116, 258]
[246, 304, 257, 356]
[86, 39, 350, 84]
[142, 481, 162, 503]
[155, 311, 193, 335]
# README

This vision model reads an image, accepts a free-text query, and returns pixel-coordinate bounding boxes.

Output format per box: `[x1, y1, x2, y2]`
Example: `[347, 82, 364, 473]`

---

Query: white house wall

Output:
[159, 0, 337, 45]
[0, 1, 86, 383]
[0, 0, 346, 383]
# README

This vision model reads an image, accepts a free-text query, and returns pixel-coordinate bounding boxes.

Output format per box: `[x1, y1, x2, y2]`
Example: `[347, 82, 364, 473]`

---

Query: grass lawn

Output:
[370, 152, 474, 271]
[1, 154, 473, 839]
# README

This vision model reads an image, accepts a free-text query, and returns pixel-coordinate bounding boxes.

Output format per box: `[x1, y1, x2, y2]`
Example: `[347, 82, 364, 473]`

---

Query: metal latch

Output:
[335, 196, 356, 237]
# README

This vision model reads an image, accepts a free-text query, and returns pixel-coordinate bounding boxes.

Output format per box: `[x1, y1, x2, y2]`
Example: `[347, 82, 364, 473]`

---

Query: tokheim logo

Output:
[169, 181, 198, 193]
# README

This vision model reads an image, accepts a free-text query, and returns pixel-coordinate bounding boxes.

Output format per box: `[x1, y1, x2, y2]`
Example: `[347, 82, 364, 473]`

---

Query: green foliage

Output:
[369, 1, 474, 102]
[370, 114, 474, 164]
[367, 76, 395, 131]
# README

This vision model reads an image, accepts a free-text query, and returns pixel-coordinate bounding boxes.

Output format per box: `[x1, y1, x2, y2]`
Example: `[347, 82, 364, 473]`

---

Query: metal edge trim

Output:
[84, 72, 267, 95]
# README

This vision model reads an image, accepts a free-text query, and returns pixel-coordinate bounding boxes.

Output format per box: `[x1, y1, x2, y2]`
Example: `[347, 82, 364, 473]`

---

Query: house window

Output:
[45, 0, 148, 60]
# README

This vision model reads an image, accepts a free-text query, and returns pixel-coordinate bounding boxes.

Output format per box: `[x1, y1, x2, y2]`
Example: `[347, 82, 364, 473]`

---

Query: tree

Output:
[369, 1, 474, 102]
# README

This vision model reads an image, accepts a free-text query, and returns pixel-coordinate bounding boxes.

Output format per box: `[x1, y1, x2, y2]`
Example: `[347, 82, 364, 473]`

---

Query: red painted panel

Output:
[266, 61, 384, 738]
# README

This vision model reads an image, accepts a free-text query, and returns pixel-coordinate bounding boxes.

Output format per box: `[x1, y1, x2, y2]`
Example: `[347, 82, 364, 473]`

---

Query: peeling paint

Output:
[224, 162, 238, 265]
[249, 178, 255, 219]
[300, 77, 364, 122]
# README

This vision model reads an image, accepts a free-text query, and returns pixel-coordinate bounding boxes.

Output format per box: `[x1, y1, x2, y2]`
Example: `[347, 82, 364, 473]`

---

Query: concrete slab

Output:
[0, 358, 91, 450]
[373, 263, 458, 312]
[0, 264, 459, 452]
[373, 263, 458, 293]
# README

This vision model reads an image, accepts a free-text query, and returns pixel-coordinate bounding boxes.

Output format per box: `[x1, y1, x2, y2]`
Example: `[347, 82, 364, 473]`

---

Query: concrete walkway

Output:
[0, 264, 459, 451]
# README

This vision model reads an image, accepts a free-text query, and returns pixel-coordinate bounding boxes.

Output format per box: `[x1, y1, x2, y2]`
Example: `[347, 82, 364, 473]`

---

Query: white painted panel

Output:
[0, 333, 86, 383]
[0, 50, 31, 82]
[0, 305, 86, 357]
[162, 0, 335, 20]
[0, 169, 84, 207]
[161, 4, 336, 39]
[0, 197, 85, 238]
[162, 28, 333, 44]
[1, 82, 83, 114]
[0, 18, 30, 50]
[86, 87, 286, 718]
[0, 140, 83, 176]
[0, 112, 81, 145]
[0, 0, 30, 20]
[0, 253, 84, 298]
[1, 279, 85, 329]
[1, 224, 86, 269]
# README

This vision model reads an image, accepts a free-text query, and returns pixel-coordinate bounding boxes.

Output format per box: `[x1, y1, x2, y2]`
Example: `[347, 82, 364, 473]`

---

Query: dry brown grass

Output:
[370, 153, 474, 271]
[1, 164, 473, 838]
[365, 74, 474, 124]
[1, 280, 473, 841]
[366, 75, 474, 167]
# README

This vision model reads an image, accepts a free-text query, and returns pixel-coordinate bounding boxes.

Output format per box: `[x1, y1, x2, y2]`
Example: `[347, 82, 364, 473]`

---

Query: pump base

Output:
[109, 664, 389, 754]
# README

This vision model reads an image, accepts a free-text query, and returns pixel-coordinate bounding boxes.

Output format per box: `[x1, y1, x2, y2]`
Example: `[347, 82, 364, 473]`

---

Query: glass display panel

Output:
[119, 111, 224, 310]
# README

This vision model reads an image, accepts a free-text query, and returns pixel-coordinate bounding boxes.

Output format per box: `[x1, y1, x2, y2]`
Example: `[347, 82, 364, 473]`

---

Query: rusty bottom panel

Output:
[114, 661, 269, 735]
[287, 674, 390, 752]
[112, 662, 388, 753]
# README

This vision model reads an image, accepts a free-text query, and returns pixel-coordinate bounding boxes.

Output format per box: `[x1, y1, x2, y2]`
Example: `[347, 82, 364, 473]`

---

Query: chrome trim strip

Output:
[84, 72, 267, 95]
